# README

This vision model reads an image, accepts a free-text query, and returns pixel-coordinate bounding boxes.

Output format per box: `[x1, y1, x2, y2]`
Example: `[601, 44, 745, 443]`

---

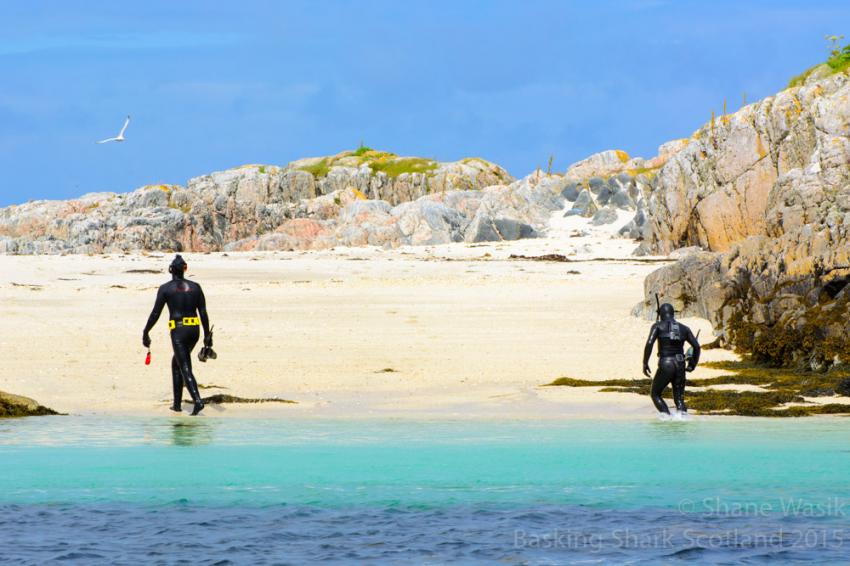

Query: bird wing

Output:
[118, 115, 130, 137]
[96, 137, 118, 144]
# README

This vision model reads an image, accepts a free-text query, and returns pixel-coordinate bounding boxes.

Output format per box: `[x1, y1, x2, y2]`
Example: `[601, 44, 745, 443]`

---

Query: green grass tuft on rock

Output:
[788, 65, 826, 89]
[352, 144, 373, 157]
[368, 157, 437, 178]
[295, 149, 438, 179]
[297, 158, 331, 179]
[788, 39, 850, 88]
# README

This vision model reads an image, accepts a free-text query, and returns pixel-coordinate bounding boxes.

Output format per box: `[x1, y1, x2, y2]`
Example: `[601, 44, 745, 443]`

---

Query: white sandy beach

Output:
[0, 213, 737, 419]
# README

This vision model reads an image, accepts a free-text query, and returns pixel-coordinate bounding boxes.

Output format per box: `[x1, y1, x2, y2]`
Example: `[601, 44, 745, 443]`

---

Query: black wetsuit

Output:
[643, 317, 700, 414]
[143, 276, 210, 413]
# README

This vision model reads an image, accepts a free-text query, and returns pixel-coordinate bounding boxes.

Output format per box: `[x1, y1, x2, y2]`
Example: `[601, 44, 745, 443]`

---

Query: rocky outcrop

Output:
[635, 238, 850, 369]
[557, 169, 658, 240]
[564, 147, 673, 182]
[287, 152, 512, 205]
[0, 135, 688, 254]
[235, 172, 568, 251]
[639, 73, 850, 255]
[0, 151, 519, 254]
[0, 150, 607, 253]
[634, 72, 850, 368]
[633, 250, 729, 325]
[0, 391, 58, 418]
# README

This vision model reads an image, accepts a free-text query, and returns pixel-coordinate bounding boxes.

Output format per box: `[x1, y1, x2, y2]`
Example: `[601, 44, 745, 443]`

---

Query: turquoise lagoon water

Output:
[1, 416, 849, 564]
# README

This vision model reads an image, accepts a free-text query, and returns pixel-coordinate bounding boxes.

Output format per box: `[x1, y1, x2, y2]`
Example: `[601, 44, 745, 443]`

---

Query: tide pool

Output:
[1, 416, 848, 564]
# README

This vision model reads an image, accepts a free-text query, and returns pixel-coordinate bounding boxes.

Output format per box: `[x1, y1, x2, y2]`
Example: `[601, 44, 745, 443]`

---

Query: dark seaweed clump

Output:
[725, 274, 850, 370]
[546, 360, 850, 417]
[202, 394, 296, 405]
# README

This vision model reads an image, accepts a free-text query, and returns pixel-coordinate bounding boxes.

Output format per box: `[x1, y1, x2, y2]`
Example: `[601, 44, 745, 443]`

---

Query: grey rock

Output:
[632, 251, 726, 323]
[492, 218, 537, 240]
[587, 177, 606, 194]
[393, 200, 465, 245]
[595, 186, 612, 206]
[561, 183, 580, 202]
[616, 172, 633, 185]
[339, 200, 393, 223]
[465, 214, 536, 242]
[668, 246, 704, 259]
[591, 207, 619, 226]
[609, 187, 634, 209]
[565, 189, 599, 218]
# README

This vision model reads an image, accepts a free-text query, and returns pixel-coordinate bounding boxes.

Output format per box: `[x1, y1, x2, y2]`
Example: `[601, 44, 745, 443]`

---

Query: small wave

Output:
[666, 546, 707, 557]
[54, 551, 106, 560]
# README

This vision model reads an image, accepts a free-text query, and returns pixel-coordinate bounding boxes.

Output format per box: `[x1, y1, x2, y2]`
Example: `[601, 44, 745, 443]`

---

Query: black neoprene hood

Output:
[658, 303, 675, 320]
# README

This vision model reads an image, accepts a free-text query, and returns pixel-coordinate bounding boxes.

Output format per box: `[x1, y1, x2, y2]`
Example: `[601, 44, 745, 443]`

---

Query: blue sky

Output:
[0, 0, 847, 205]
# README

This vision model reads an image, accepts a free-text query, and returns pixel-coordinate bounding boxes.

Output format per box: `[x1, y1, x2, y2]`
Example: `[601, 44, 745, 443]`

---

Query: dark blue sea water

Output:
[1, 417, 848, 564]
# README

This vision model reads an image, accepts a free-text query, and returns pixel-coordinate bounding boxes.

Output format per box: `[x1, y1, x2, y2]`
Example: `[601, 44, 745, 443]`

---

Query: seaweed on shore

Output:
[202, 394, 296, 405]
[545, 360, 850, 417]
[0, 398, 60, 418]
[725, 279, 850, 369]
[508, 254, 671, 264]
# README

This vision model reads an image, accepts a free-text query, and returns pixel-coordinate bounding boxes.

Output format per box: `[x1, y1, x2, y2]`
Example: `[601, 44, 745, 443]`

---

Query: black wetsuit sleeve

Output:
[685, 326, 701, 366]
[143, 285, 167, 335]
[643, 323, 658, 367]
[197, 285, 211, 337]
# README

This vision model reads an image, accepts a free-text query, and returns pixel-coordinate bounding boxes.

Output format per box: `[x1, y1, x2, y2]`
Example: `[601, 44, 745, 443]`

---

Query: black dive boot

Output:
[191, 402, 204, 416]
[672, 374, 687, 415]
[185, 376, 205, 416]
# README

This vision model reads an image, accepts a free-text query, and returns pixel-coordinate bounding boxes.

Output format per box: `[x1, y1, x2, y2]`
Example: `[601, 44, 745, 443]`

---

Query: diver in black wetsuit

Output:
[643, 303, 700, 415]
[142, 255, 212, 416]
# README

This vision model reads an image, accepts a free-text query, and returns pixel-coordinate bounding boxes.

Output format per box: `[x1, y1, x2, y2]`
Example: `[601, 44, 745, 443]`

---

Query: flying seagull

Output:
[96, 115, 130, 144]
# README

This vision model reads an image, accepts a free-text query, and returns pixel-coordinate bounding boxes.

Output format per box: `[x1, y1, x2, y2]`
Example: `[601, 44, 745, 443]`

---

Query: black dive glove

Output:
[198, 345, 217, 362]
[643, 363, 651, 378]
[143, 332, 151, 348]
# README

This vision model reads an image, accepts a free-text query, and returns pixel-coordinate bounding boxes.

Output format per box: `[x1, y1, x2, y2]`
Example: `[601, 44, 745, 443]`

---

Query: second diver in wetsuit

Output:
[142, 255, 212, 416]
[643, 303, 700, 415]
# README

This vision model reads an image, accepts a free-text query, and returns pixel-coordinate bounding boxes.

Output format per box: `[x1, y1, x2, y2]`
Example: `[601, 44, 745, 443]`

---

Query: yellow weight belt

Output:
[168, 317, 200, 330]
